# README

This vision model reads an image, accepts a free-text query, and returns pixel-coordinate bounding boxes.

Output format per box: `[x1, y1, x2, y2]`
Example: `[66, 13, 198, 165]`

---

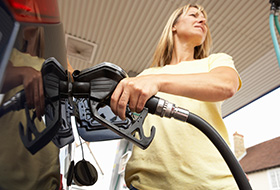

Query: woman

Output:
[111, 4, 241, 190]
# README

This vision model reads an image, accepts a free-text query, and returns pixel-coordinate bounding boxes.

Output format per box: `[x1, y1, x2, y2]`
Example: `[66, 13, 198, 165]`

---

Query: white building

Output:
[234, 133, 280, 190]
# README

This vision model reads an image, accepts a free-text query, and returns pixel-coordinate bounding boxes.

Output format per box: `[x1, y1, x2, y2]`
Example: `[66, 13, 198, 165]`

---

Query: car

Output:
[0, 1, 132, 189]
[0, 0, 70, 189]
[0, 0, 68, 89]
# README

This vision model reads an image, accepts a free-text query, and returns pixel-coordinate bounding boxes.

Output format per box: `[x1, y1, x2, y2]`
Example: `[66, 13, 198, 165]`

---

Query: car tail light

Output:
[4, 0, 60, 23]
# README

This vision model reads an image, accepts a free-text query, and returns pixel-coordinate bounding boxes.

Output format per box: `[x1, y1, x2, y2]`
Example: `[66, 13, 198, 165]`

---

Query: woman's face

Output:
[172, 7, 207, 46]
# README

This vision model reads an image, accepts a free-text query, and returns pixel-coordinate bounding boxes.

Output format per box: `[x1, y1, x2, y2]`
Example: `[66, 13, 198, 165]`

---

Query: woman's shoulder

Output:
[207, 53, 235, 70]
[208, 53, 233, 61]
[138, 67, 160, 76]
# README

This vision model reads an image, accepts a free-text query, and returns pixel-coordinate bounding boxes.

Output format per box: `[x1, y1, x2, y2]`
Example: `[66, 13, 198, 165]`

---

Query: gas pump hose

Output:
[145, 96, 252, 190]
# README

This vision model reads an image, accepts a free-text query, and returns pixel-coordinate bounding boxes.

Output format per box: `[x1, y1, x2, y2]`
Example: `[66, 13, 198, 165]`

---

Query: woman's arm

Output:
[110, 66, 240, 120]
[159, 66, 240, 102]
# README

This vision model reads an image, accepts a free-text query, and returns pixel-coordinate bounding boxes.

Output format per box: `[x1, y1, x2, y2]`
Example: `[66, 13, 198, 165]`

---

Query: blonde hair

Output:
[151, 4, 212, 67]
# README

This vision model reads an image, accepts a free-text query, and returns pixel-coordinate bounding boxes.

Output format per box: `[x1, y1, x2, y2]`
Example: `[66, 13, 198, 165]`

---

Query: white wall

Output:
[247, 170, 270, 190]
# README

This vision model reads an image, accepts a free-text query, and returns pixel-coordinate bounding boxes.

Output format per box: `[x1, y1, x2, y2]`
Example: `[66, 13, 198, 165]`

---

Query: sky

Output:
[224, 87, 280, 148]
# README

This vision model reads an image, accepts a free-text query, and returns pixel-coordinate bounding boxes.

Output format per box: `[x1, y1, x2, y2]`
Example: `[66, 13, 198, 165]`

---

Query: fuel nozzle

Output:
[0, 90, 25, 117]
[145, 96, 190, 122]
[270, 0, 280, 11]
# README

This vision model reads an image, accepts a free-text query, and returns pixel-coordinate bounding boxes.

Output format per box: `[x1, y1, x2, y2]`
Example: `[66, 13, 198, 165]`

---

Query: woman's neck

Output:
[169, 39, 196, 65]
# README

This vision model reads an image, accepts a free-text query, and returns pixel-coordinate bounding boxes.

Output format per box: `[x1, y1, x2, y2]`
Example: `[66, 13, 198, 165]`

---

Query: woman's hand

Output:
[2, 63, 45, 121]
[110, 75, 160, 120]
[22, 67, 45, 121]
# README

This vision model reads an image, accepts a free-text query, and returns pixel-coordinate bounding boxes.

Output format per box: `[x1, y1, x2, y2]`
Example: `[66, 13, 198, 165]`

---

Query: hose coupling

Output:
[154, 98, 189, 121]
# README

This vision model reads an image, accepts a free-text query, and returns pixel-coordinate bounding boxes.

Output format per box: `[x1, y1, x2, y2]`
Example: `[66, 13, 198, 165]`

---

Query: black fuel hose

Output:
[187, 112, 251, 190]
[145, 96, 252, 190]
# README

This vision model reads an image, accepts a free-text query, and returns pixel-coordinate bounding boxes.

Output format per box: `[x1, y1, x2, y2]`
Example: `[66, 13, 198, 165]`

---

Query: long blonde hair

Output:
[151, 4, 212, 67]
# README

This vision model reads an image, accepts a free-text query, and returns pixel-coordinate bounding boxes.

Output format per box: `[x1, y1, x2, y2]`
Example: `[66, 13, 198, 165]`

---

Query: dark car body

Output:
[0, 0, 68, 91]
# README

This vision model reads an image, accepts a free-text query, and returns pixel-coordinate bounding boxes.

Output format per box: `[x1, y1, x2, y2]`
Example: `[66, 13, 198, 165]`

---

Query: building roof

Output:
[239, 136, 280, 174]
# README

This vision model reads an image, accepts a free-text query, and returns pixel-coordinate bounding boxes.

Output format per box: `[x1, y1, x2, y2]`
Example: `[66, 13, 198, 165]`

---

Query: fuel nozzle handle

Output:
[145, 96, 189, 122]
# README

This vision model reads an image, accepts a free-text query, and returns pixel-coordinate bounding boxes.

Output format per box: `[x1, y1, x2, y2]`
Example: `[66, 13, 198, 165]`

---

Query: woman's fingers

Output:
[23, 68, 45, 120]
[111, 75, 159, 120]
[33, 78, 41, 119]
[34, 75, 44, 120]
[110, 80, 125, 117]
[111, 79, 139, 120]
[39, 75, 45, 117]
[135, 91, 149, 113]
[117, 89, 130, 120]
[24, 77, 34, 109]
